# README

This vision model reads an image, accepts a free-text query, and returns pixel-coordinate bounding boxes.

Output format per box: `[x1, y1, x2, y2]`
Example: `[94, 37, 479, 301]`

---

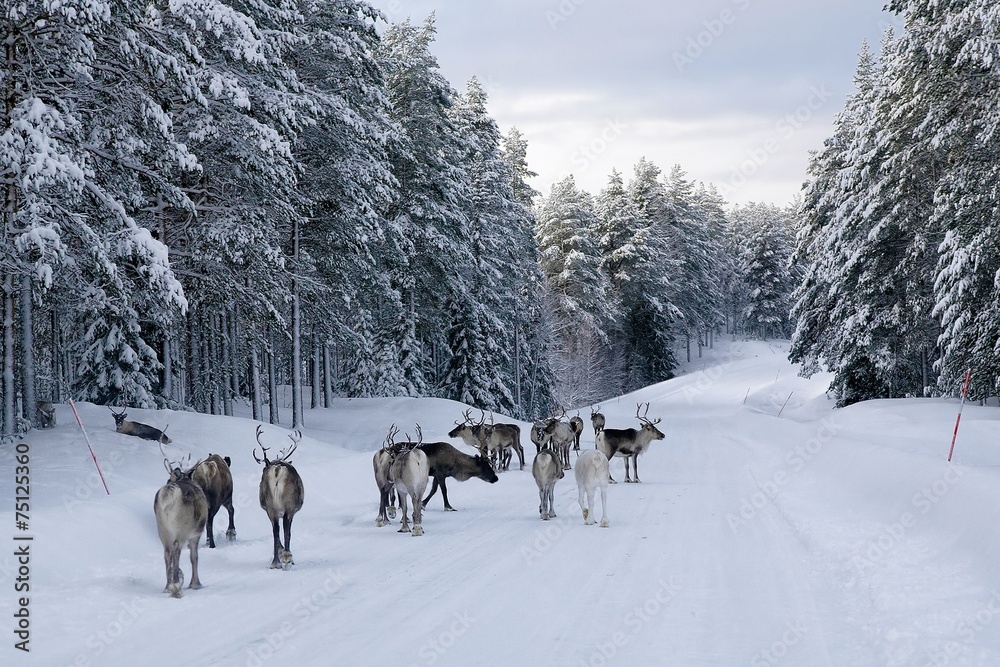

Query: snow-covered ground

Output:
[3, 339, 1000, 667]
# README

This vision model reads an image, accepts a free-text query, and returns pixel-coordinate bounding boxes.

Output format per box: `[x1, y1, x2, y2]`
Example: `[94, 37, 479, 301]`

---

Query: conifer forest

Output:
[2, 0, 996, 437]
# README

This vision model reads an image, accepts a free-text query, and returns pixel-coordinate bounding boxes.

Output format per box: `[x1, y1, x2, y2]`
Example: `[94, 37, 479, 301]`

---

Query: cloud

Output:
[369, 0, 897, 205]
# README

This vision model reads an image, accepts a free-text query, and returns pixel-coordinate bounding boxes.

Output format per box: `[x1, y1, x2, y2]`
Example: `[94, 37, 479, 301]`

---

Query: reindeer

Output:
[590, 405, 605, 435]
[529, 420, 548, 454]
[532, 445, 564, 520]
[36, 401, 56, 429]
[191, 454, 236, 548]
[389, 426, 430, 536]
[448, 410, 524, 471]
[373, 429, 399, 528]
[539, 408, 575, 471]
[569, 413, 584, 451]
[254, 426, 305, 569]
[575, 449, 610, 527]
[595, 403, 664, 483]
[153, 448, 209, 598]
[420, 441, 498, 511]
[110, 407, 171, 443]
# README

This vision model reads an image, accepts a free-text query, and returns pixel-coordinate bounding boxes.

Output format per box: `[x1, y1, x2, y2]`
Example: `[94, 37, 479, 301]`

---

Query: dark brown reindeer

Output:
[191, 454, 236, 548]
[254, 426, 305, 569]
[420, 441, 498, 511]
[569, 413, 584, 451]
[36, 401, 56, 429]
[153, 448, 209, 598]
[110, 407, 171, 443]
[595, 403, 664, 483]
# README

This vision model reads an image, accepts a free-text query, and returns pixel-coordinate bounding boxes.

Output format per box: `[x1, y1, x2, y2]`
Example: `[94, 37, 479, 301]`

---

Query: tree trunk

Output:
[251, 342, 262, 421]
[311, 332, 321, 409]
[291, 218, 303, 429]
[20, 274, 35, 426]
[323, 341, 332, 407]
[267, 330, 279, 425]
[2, 275, 15, 438]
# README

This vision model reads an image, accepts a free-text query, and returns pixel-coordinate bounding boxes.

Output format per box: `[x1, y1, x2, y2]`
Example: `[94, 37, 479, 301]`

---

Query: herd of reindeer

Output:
[36, 400, 663, 598]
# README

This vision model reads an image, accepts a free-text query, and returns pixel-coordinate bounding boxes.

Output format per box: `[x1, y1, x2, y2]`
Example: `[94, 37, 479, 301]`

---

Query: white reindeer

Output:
[390, 426, 430, 536]
[575, 449, 610, 527]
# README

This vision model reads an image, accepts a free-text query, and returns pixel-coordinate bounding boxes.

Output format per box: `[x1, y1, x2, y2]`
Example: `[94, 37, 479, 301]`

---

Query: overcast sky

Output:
[367, 0, 898, 207]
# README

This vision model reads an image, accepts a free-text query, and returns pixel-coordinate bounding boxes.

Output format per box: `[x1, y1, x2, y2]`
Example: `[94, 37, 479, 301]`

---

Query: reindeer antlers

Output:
[254, 425, 301, 464]
[635, 402, 662, 426]
[159, 441, 193, 476]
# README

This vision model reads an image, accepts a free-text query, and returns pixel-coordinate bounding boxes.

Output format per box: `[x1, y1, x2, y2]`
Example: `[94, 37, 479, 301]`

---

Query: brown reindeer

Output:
[191, 454, 236, 548]
[254, 426, 305, 569]
[595, 403, 664, 483]
[569, 413, 584, 451]
[419, 441, 498, 511]
[153, 450, 208, 598]
[448, 409, 524, 471]
[110, 407, 171, 443]
[590, 405, 606, 435]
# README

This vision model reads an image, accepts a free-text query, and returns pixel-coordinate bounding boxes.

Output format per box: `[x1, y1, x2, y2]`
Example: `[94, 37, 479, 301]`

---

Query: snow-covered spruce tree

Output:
[502, 126, 540, 209]
[2, 0, 201, 420]
[730, 203, 795, 340]
[907, 0, 1000, 398]
[535, 176, 613, 407]
[153, 0, 316, 420]
[378, 15, 476, 397]
[293, 0, 405, 398]
[663, 165, 724, 360]
[791, 28, 942, 405]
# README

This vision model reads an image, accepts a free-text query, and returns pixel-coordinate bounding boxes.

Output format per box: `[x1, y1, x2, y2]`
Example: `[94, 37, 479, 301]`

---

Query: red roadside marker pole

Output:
[69, 400, 110, 495]
[947, 369, 972, 463]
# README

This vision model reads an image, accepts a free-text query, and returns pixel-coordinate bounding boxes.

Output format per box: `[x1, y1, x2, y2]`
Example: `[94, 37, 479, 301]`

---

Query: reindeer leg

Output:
[164, 544, 177, 595]
[205, 508, 217, 548]
[633, 455, 641, 484]
[578, 484, 588, 523]
[599, 486, 609, 528]
[411, 492, 424, 536]
[516, 443, 525, 471]
[440, 479, 456, 512]
[422, 477, 439, 509]
[187, 536, 203, 589]
[398, 490, 410, 533]
[280, 515, 294, 569]
[270, 517, 282, 569]
[224, 499, 236, 541]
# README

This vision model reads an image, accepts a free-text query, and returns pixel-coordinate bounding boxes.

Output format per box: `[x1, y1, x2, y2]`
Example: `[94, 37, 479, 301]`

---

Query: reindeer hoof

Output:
[600, 519, 610, 528]
[412, 525, 424, 536]
[388, 507, 397, 519]
[226, 530, 237, 541]
[167, 584, 183, 598]
[398, 525, 410, 533]
[376, 518, 385, 527]
[189, 581, 203, 590]
[444, 506, 457, 512]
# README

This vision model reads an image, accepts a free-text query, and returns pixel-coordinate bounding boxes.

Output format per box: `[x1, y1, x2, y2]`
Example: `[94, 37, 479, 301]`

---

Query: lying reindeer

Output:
[154, 448, 208, 598]
[254, 426, 304, 569]
[36, 401, 56, 429]
[192, 454, 236, 548]
[110, 407, 171, 444]
[595, 402, 664, 483]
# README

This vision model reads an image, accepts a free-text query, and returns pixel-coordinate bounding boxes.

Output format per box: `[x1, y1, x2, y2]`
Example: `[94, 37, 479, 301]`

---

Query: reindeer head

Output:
[635, 402, 665, 440]
[110, 406, 128, 430]
[160, 441, 197, 483]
